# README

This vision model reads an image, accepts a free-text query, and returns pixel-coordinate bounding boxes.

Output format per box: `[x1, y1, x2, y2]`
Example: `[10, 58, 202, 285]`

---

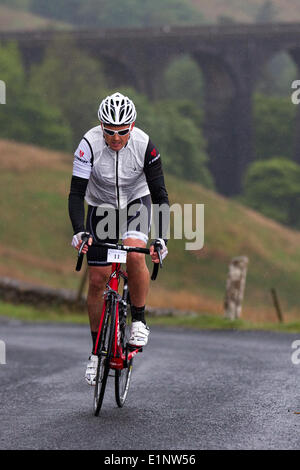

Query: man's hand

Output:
[150, 238, 168, 263]
[71, 232, 93, 254]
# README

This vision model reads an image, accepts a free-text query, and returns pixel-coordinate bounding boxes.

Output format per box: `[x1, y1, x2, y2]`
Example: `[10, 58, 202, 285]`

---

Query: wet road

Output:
[0, 319, 299, 450]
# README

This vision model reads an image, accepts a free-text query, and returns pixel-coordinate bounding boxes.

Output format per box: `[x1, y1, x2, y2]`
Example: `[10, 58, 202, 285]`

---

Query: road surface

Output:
[0, 318, 299, 450]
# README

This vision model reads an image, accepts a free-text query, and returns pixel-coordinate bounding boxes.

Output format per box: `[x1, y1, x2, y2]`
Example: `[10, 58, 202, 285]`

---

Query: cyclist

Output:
[68, 92, 169, 385]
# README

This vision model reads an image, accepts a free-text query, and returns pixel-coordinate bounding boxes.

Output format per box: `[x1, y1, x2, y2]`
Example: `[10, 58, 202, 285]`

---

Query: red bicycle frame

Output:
[93, 262, 142, 369]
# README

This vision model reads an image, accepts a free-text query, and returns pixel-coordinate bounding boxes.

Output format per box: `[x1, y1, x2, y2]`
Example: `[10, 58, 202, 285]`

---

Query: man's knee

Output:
[123, 238, 147, 271]
[88, 266, 111, 292]
[127, 251, 147, 272]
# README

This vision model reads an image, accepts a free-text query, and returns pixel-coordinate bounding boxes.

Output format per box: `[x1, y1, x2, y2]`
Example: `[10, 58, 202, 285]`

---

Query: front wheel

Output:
[94, 297, 116, 416]
[115, 307, 133, 407]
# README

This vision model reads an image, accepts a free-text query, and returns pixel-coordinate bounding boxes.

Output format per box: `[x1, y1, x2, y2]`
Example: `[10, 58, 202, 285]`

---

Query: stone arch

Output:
[254, 46, 298, 92]
[96, 53, 139, 91]
[192, 50, 240, 194]
[123, 47, 179, 99]
[6, 25, 300, 194]
[155, 53, 204, 103]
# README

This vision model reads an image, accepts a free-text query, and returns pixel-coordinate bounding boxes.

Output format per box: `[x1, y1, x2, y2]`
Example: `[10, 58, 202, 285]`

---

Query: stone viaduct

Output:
[1, 23, 300, 195]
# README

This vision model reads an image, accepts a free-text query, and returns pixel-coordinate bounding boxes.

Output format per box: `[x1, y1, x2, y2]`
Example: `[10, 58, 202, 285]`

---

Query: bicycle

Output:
[76, 234, 163, 416]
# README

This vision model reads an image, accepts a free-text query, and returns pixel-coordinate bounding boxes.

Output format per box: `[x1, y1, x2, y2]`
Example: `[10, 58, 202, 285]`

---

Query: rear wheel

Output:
[115, 306, 133, 407]
[94, 297, 116, 416]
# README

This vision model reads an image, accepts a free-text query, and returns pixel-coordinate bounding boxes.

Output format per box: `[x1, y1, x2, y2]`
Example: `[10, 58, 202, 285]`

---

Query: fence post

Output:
[270, 288, 284, 323]
[224, 256, 249, 320]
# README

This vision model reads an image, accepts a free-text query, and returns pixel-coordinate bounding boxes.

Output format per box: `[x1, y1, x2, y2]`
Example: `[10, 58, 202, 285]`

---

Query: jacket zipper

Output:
[116, 151, 120, 209]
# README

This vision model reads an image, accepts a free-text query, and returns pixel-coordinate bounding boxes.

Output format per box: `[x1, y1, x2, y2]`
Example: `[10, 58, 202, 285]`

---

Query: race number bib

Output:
[107, 249, 127, 263]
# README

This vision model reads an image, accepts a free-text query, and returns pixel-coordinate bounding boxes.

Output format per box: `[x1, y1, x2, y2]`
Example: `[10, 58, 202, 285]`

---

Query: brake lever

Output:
[75, 233, 92, 272]
[156, 245, 163, 268]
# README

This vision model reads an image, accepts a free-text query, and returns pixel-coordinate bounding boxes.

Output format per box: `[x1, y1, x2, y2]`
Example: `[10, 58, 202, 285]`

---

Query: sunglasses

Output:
[103, 127, 131, 136]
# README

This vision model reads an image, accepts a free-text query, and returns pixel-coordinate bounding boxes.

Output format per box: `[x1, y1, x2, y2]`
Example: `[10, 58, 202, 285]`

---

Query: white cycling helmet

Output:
[98, 92, 137, 125]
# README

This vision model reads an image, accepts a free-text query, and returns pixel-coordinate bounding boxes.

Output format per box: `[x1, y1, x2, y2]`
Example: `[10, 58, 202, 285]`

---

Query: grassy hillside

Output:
[0, 5, 72, 31]
[189, 0, 300, 23]
[1, 138, 300, 324]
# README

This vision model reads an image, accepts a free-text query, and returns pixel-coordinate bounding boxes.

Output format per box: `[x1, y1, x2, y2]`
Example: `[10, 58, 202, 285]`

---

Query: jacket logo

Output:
[79, 150, 84, 157]
[151, 148, 157, 157]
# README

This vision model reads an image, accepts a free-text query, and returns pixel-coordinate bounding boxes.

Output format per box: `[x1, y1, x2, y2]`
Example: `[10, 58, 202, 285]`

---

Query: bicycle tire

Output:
[94, 297, 116, 416]
[115, 304, 133, 408]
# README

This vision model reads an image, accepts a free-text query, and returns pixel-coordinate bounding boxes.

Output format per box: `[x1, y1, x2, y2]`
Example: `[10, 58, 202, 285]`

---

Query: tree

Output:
[217, 16, 236, 25]
[242, 158, 300, 228]
[0, 41, 24, 95]
[255, 0, 278, 23]
[29, 37, 108, 148]
[0, 41, 72, 150]
[30, 0, 204, 28]
[7, 95, 73, 150]
[30, 0, 81, 23]
[253, 93, 296, 160]
[255, 52, 297, 97]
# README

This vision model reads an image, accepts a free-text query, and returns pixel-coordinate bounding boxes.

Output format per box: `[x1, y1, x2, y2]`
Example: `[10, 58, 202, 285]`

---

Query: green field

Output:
[1, 301, 300, 333]
[1, 139, 300, 325]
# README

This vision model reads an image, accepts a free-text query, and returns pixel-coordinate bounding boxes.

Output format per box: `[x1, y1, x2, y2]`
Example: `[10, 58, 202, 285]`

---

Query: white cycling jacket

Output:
[69, 125, 169, 236]
[73, 125, 155, 209]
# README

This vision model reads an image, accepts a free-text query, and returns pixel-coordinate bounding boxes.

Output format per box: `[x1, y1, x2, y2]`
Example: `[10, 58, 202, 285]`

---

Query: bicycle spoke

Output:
[115, 301, 134, 408]
[94, 297, 116, 416]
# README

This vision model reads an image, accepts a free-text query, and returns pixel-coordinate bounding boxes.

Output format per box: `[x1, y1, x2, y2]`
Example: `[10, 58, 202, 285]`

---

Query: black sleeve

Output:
[68, 175, 89, 234]
[144, 139, 169, 206]
[144, 139, 169, 241]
